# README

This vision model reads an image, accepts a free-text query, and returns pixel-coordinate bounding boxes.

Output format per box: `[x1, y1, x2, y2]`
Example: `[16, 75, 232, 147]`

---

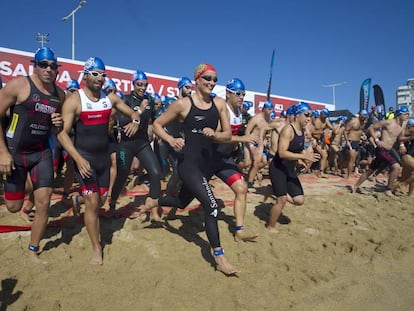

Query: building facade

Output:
[396, 78, 414, 116]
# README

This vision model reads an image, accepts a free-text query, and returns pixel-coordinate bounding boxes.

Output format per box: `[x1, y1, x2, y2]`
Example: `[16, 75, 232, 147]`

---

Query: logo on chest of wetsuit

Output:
[194, 115, 205, 122]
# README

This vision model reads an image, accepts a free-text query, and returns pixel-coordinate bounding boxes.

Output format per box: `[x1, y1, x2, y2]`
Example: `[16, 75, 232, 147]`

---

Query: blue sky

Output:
[1, 0, 413, 114]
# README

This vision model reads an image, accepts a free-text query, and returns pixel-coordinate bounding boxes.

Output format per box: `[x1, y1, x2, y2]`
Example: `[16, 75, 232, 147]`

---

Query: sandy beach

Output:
[1, 172, 413, 310]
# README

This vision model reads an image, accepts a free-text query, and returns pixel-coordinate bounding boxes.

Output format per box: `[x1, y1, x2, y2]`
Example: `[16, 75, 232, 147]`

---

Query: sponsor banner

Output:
[0, 47, 180, 98]
[373, 84, 385, 120]
[1, 47, 332, 114]
[359, 78, 371, 112]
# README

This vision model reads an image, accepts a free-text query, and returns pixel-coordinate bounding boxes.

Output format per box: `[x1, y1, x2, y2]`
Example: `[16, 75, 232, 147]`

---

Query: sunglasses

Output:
[200, 76, 218, 83]
[88, 71, 107, 78]
[303, 112, 312, 117]
[134, 82, 148, 88]
[228, 89, 246, 97]
[37, 61, 59, 70]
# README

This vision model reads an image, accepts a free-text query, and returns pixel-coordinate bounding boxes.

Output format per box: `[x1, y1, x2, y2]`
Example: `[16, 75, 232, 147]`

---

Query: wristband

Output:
[132, 119, 140, 125]
[375, 138, 379, 142]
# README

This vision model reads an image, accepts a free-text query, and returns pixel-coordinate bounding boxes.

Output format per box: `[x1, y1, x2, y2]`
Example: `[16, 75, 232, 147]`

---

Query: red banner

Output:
[1, 47, 331, 114]
[0, 47, 180, 97]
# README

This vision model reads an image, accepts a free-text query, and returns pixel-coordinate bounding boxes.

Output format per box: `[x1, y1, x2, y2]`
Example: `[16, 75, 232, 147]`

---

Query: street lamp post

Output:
[61, 1, 87, 60]
[36, 33, 49, 47]
[321, 82, 347, 107]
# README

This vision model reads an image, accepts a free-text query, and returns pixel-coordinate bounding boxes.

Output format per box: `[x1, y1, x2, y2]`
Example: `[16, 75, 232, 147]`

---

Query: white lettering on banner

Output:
[119, 79, 132, 92]
[56, 71, 84, 86]
[166, 86, 179, 97]
[275, 104, 283, 110]
[146, 84, 154, 94]
[57, 70, 72, 84]
[0, 61, 12, 75]
[14, 63, 30, 77]
[0, 62, 34, 77]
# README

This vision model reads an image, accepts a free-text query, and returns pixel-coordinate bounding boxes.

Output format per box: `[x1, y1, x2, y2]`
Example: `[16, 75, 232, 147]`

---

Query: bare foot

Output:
[266, 225, 280, 234]
[384, 190, 395, 197]
[150, 205, 163, 222]
[234, 230, 259, 242]
[214, 254, 240, 276]
[137, 197, 158, 216]
[28, 250, 47, 264]
[90, 248, 103, 265]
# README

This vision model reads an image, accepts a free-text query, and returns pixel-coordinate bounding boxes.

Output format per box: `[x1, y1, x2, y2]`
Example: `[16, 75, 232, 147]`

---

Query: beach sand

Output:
[1, 173, 413, 310]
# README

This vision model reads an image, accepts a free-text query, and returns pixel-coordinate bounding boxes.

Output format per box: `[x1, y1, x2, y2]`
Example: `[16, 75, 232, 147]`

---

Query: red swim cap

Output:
[194, 63, 216, 81]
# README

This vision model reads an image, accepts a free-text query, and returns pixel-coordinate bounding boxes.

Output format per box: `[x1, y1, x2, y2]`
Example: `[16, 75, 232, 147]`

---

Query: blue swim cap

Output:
[270, 111, 277, 119]
[280, 110, 287, 117]
[34, 47, 57, 63]
[132, 70, 147, 82]
[210, 92, 217, 98]
[103, 79, 116, 91]
[153, 93, 161, 100]
[407, 118, 414, 126]
[286, 105, 296, 116]
[242, 101, 251, 110]
[312, 110, 320, 117]
[360, 109, 368, 116]
[117, 91, 124, 98]
[226, 78, 245, 92]
[294, 102, 311, 115]
[178, 77, 192, 89]
[337, 115, 346, 121]
[396, 105, 409, 116]
[66, 79, 80, 90]
[84, 57, 105, 72]
[263, 101, 274, 109]
[321, 108, 329, 116]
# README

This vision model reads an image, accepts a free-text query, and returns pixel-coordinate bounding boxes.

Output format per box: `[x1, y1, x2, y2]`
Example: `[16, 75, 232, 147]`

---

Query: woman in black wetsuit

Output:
[267, 102, 320, 233]
[148, 63, 239, 275]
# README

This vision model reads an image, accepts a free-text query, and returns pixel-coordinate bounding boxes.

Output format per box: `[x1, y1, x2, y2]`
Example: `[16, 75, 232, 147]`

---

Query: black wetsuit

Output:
[159, 96, 222, 248]
[160, 102, 184, 195]
[110, 92, 161, 201]
[270, 124, 305, 197]
[4, 77, 61, 200]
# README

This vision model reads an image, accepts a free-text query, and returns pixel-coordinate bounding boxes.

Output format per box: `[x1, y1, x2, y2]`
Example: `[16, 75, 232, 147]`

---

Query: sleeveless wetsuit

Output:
[270, 124, 305, 197]
[73, 89, 112, 196]
[159, 96, 222, 248]
[4, 76, 61, 200]
[110, 92, 161, 201]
